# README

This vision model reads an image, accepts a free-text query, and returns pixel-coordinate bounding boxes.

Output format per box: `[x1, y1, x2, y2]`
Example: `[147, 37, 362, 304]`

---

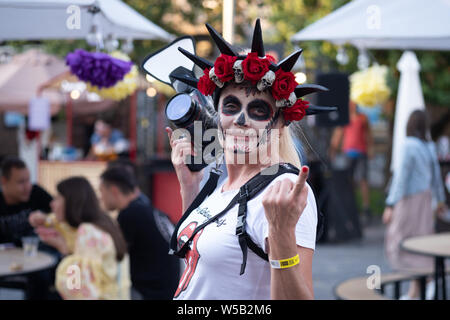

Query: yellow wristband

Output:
[269, 254, 300, 269]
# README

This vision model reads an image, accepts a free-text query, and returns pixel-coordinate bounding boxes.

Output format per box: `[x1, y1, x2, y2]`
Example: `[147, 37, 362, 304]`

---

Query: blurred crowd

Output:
[0, 155, 179, 300]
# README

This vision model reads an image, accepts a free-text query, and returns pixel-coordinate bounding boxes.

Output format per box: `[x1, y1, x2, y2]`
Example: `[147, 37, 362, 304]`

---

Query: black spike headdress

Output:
[174, 19, 335, 123]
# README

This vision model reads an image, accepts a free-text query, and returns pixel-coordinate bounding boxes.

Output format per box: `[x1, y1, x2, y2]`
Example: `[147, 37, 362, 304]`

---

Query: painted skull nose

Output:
[235, 112, 247, 126]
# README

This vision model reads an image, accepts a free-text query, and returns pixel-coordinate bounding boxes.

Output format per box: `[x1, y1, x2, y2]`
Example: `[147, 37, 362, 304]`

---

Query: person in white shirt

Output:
[161, 19, 333, 300]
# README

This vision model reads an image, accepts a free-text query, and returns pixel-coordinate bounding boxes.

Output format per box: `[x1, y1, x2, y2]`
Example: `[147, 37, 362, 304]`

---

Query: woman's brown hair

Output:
[56, 177, 127, 261]
[406, 109, 429, 141]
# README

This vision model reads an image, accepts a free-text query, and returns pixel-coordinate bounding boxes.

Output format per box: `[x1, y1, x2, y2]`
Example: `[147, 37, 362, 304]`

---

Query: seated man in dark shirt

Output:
[0, 156, 56, 299]
[99, 166, 179, 299]
[0, 156, 52, 245]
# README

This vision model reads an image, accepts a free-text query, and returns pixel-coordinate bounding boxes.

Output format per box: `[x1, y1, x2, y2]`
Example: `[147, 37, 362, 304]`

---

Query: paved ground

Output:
[312, 218, 394, 299]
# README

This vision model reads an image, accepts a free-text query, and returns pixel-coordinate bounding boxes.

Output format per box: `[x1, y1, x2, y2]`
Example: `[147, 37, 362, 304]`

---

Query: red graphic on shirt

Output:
[174, 222, 204, 298]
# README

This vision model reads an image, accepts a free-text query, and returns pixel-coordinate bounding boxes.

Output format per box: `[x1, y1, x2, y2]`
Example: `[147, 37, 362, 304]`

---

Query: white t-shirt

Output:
[174, 173, 318, 300]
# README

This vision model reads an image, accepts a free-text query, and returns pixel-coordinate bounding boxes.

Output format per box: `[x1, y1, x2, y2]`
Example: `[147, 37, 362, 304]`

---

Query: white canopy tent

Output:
[291, 0, 449, 172]
[291, 0, 450, 51]
[0, 0, 174, 41]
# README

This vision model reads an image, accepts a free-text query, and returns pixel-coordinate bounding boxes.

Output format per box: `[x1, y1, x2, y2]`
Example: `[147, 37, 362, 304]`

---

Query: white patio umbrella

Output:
[390, 51, 425, 172]
[0, 0, 174, 42]
[291, 0, 450, 51]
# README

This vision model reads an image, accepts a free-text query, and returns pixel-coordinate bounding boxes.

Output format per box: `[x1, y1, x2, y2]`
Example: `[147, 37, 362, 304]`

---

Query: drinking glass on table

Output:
[22, 236, 39, 257]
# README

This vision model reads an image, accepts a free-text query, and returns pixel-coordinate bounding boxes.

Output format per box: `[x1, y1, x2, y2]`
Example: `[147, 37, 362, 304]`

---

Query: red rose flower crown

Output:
[173, 19, 336, 123]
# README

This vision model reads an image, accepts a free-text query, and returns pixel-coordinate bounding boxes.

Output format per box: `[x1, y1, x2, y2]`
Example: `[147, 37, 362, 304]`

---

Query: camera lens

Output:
[165, 93, 196, 125]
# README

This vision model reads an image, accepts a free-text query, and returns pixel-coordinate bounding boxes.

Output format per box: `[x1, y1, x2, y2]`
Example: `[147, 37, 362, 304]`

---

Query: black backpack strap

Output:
[236, 184, 250, 275]
[236, 163, 299, 274]
[246, 237, 268, 260]
[169, 168, 221, 256]
[172, 189, 241, 258]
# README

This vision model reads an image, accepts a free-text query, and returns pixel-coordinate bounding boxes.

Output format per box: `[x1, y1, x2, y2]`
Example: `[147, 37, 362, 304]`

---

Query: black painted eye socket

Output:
[247, 99, 273, 121]
[221, 95, 273, 121]
[248, 105, 269, 118]
[222, 103, 241, 115]
[221, 95, 242, 116]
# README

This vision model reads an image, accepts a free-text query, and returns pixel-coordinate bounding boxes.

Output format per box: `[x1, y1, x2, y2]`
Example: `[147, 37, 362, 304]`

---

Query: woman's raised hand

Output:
[262, 166, 309, 233]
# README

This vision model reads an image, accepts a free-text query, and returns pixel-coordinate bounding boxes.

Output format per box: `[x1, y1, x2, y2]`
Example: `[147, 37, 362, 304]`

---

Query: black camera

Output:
[165, 89, 219, 172]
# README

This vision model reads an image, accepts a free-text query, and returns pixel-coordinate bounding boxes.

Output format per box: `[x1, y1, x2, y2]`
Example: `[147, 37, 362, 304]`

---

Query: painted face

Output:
[218, 84, 281, 155]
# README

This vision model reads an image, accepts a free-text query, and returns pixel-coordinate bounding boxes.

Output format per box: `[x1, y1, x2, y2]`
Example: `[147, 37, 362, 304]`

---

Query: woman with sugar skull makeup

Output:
[162, 20, 334, 300]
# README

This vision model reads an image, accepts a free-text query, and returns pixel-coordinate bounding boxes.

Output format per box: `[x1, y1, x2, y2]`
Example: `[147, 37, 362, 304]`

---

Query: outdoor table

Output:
[0, 246, 58, 298]
[401, 232, 450, 300]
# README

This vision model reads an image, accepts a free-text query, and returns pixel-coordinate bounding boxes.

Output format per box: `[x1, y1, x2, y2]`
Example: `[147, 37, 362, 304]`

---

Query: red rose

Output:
[283, 99, 309, 122]
[271, 69, 297, 100]
[242, 52, 270, 83]
[214, 54, 237, 82]
[266, 54, 277, 63]
[197, 68, 216, 96]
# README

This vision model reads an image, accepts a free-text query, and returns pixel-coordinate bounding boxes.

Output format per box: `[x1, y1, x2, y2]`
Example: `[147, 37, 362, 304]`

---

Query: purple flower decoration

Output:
[66, 49, 133, 88]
